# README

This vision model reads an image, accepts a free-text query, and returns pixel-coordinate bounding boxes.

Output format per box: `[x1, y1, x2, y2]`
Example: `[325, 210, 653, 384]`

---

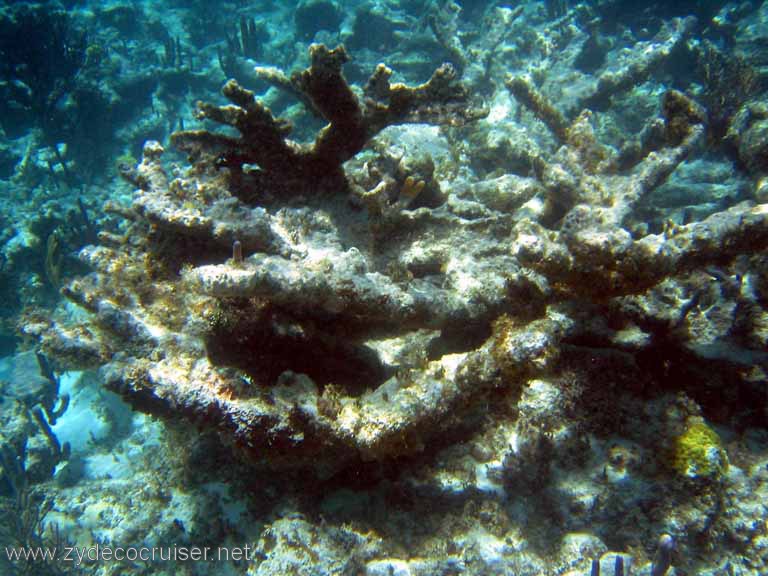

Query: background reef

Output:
[2, 1, 768, 575]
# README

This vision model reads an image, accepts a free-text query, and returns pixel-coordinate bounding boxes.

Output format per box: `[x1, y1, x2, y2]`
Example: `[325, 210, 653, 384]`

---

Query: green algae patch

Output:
[673, 419, 728, 480]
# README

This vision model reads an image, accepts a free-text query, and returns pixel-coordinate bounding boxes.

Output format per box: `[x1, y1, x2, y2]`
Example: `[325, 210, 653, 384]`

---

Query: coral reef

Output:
[6, 1, 768, 575]
[29, 35, 768, 488]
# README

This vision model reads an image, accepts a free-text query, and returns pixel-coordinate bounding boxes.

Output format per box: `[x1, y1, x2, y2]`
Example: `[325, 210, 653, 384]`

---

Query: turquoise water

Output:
[1, 1, 767, 574]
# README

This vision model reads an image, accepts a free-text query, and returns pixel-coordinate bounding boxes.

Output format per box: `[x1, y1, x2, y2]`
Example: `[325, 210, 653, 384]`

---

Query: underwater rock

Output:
[0, 399, 43, 490]
[732, 103, 768, 175]
[0, 351, 69, 492]
[642, 158, 751, 226]
[365, 559, 412, 576]
[346, 4, 407, 53]
[756, 177, 768, 203]
[294, 0, 343, 41]
[248, 515, 375, 575]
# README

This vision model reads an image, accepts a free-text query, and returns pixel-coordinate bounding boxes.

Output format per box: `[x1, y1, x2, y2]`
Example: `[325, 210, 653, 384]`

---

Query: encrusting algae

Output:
[673, 417, 728, 480]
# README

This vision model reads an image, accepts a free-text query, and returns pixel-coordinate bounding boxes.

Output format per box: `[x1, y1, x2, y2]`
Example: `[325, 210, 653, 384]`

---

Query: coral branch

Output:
[578, 17, 697, 112]
[172, 44, 486, 194]
[505, 75, 569, 143]
[514, 202, 768, 297]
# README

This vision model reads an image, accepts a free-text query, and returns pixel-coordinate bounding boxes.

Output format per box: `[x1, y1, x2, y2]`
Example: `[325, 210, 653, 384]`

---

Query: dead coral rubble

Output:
[24, 133, 569, 476]
[505, 78, 768, 298]
[172, 43, 487, 194]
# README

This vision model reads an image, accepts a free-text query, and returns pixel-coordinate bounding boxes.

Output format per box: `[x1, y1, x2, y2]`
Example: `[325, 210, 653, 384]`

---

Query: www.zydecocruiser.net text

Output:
[5, 544, 255, 567]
